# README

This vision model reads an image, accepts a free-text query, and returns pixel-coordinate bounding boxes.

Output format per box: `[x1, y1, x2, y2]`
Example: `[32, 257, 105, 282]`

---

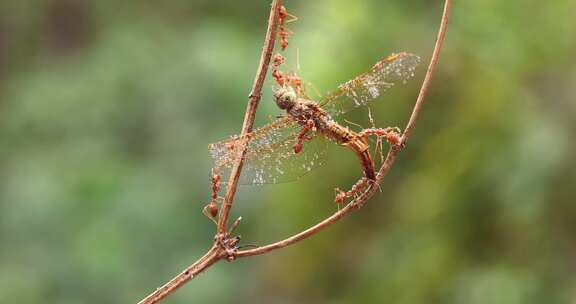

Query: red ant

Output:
[293, 119, 315, 153]
[334, 127, 402, 204]
[278, 5, 298, 50]
[335, 177, 370, 204]
[271, 53, 306, 97]
[359, 127, 403, 147]
[203, 171, 221, 222]
[271, 53, 286, 86]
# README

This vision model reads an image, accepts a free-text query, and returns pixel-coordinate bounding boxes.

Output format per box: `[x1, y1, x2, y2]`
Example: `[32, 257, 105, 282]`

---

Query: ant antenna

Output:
[285, 10, 299, 23]
[306, 81, 323, 101]
[367, 107, 385, 164]
[296, 47, 301, 71]
[344, 119, 364, 131]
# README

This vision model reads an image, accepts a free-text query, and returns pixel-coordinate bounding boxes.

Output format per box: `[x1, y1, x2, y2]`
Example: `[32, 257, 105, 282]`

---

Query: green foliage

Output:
[0, 0, 575, 303]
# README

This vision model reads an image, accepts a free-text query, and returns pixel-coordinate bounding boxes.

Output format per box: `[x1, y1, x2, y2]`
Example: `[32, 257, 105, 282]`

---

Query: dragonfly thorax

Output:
[273, 86, 298, 110]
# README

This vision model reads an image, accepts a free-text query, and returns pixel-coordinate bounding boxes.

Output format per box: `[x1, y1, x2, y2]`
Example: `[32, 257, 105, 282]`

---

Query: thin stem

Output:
[236, 0, 451, 258]
[217, 0, 283, 234]
[401, 0, 451, 143]
[137, 245, 221, 304]
[236, 147, 400, 258]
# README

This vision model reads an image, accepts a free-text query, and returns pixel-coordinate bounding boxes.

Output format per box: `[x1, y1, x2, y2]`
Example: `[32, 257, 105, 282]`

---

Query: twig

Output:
[217, 0, 283, 235]
[136, 245, 221, 304]
[235, 0, 451, 258]
[137, 1, 282, 303]
[137, 0, 451, 302]
[401, 0, 451, 144]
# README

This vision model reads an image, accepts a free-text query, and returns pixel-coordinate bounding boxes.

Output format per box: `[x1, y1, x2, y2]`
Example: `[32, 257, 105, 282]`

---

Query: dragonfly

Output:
[208, 52, 420, 186]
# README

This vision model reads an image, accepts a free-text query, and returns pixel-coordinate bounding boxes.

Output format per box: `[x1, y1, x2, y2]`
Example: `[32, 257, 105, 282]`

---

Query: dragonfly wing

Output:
[208, 116, 326, 185]
[320, 52, 421, 116]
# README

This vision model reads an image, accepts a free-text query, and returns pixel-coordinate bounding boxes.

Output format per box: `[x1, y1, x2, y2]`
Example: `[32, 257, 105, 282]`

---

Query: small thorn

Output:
[230, 216, 242, 234]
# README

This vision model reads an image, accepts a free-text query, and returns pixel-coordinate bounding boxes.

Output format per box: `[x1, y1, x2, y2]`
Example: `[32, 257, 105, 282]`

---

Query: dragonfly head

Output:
[273, 86, 297, 110]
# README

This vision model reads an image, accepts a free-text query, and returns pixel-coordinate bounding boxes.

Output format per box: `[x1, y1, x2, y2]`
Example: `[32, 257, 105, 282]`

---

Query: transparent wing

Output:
[320, 52, 421, 116]
[208, 116, 326, 185]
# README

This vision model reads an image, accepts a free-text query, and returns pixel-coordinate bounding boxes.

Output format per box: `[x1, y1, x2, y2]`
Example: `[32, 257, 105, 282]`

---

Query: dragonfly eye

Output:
[274, 87, 297, 110]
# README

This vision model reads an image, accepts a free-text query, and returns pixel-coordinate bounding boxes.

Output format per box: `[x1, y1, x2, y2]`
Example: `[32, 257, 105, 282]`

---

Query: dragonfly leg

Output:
[359, 127, 403, 146]
[293, 119, 315, 154]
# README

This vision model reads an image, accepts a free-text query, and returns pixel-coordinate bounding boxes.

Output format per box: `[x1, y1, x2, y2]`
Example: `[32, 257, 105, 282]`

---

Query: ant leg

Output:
[284, 10, 299, 23]
[364, 108, 385, 164]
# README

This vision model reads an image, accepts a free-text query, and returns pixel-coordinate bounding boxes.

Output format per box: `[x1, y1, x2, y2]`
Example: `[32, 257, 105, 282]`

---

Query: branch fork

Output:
[138, 0, 451, 302]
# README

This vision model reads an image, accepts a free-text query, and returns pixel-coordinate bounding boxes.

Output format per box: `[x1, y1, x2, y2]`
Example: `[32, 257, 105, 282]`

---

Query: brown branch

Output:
[137, 245, 221, 304]
[401, 0, 451, 144]
[217, 0, 283, 235]
[235, 0, 451, 258]
[136, 1, 282, 303]
[235, 147, 400, 258]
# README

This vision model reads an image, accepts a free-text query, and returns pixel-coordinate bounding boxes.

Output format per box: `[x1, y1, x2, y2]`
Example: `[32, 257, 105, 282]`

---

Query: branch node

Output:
[248, 92, 262, 100]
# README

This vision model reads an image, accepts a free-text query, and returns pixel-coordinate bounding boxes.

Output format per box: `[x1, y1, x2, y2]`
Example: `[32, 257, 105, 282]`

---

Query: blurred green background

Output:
[1, 0, 575, 303]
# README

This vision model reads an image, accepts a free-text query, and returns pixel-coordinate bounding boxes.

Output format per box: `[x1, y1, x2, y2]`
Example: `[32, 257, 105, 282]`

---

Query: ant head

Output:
[273, 86, 297, 110]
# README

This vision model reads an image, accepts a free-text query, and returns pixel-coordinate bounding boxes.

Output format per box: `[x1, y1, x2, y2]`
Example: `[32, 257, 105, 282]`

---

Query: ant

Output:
[278, 5, 298, 50]
[203, 171, 221, 223]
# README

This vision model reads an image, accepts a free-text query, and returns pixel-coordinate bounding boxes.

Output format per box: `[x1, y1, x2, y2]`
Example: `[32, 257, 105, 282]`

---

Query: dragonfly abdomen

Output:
[319, 118, 376, 180]
[288, 98, 377, 181]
